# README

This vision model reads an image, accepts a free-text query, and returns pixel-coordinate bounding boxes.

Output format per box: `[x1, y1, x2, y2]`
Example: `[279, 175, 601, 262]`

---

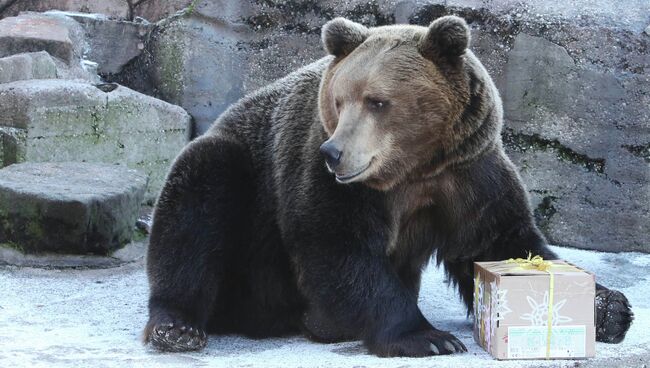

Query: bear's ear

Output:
[322, 17, 369, 57]
[419, 15, 470, 61]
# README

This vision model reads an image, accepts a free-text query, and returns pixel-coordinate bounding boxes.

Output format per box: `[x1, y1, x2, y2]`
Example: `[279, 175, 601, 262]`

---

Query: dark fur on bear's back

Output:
[144, 16, 632, 356]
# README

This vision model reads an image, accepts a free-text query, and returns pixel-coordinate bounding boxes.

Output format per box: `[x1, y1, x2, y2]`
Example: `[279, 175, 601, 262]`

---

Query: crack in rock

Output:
[502, 128, 605, 174]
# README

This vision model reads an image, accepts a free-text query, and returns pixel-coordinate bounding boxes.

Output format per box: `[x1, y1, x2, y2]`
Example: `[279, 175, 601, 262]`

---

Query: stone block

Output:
[44, 11, 153, 75]
[0, 14, 77, 63]
[0, 79, 190, 199]
[0, 51, 57, 84]
[0, 162, 147, 254]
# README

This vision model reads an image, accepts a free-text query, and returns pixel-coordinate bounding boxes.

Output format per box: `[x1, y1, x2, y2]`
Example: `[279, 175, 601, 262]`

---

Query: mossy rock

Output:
[0, 162, 147, 255]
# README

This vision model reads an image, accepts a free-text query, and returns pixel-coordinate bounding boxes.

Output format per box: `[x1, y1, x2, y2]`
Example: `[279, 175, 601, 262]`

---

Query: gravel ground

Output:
[0, 245, 648, 368]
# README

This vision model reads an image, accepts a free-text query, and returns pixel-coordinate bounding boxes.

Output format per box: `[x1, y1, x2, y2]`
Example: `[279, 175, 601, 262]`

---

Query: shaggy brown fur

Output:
[144, 16, 633, 357]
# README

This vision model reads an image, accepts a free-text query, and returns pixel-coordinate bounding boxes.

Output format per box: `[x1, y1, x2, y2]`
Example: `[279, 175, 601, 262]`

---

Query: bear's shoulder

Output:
[206, 57, 331, 139]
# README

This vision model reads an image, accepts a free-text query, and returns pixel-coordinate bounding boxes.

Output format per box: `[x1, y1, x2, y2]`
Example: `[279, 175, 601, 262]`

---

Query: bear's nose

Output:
[319, 141, 342, 169]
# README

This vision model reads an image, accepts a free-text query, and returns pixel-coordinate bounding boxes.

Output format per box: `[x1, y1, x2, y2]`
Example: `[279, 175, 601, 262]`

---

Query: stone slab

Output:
[0, 51, 57, 84]
[44, 10, 153, 75]
[0, 162, 147, 254]
[0, 14, 75, 63]
[0, 239, 146, 268]
[0, 79, 191, 199]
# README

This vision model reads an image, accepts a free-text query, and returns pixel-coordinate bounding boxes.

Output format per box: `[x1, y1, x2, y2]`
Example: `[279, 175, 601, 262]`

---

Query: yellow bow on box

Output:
[505, 253, 554, 271]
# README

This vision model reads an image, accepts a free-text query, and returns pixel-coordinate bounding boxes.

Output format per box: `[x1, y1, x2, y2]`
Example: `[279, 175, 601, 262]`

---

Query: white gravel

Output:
[0, 246, 648, 368]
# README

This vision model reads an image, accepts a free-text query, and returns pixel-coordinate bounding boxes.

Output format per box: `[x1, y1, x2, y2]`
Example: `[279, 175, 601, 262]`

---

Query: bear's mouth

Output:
[335, 160, 373, 184]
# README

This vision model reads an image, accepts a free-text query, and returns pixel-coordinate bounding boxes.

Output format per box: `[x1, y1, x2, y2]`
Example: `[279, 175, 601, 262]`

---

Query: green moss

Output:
[90, 112, 102, 143]
[132, 227, 148, 243]
[186, 0, 200, 15]
[0, 241, 25, 253]
[155, 30, 185, 103]
[25, 221, 44, 240]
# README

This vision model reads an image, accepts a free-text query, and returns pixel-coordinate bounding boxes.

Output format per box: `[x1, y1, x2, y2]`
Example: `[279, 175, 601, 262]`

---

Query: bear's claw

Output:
[145, 316, 207, 352]
[370, 328, 467, 357]
[596, 289, 633, 343]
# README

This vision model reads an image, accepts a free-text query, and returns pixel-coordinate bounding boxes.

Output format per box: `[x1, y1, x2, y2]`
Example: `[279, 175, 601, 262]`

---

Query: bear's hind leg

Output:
[144, 135, 254, 352]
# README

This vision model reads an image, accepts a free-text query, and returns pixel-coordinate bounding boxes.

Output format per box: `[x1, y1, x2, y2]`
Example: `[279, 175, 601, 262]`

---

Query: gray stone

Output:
[44, 10, 153, 75]
[0, 13, 85, 64]
[130, 0, 193, 22]
[0, 51, 57, 84]
[0, 162, 147, 254]
[645, 25, 650, 36]
[507, 149, 649, 253]
[0, 238, 146, 268]
[0, 79, 191, 199]
[0, 12, 114, 81]
[501, 33, 649, 252]
[0, 0, 193, 22]
[0, 0, 129, 19]
[0, 50, 99, 84]
[144, 10, 247, 134]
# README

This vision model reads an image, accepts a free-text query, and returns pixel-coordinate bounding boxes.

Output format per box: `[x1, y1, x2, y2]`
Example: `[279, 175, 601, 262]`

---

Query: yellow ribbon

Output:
[505, 253, 554, 272]
[506, 252, 555, 359]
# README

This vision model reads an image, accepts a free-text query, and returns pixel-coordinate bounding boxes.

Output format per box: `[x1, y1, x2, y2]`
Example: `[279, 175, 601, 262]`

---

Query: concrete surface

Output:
[0, 245, 648, 367]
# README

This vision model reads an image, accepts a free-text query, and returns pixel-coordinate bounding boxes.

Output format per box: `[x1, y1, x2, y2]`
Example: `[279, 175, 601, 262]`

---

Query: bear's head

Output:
[319, 16, 498, 190]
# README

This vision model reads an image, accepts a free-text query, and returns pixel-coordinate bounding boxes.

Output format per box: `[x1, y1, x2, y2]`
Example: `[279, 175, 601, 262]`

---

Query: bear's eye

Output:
[366, 97, 389, 111]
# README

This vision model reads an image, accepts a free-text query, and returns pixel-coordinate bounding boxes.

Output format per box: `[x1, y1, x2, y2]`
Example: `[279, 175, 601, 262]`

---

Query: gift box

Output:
[473, 255, 595, 360]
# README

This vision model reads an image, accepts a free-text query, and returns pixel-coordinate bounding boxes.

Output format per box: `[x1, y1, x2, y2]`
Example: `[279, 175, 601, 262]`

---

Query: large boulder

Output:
[500, 33, 649, 252]
[0, 51, 57, 83]
[0, 11, 151, 79]
[133, 6, 250, 134]
[43, 11, 153, 75]
[0, 162, 147, 254]
[0, 13, 78, 63]
[0, 79, 190, 199]
[0, 12, 100, 81]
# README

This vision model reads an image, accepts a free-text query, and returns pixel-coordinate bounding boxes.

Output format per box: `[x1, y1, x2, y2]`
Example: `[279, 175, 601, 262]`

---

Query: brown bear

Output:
[144, 16, 633, 357]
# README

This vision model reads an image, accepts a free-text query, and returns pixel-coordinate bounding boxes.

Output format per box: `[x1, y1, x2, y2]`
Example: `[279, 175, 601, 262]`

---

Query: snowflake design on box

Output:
[489, 280, 512, 323]
[474, 274, 483, 315]
[474, 273, 487, 344]
[520, 291, 572, 326]
[484, 280, 512, 351]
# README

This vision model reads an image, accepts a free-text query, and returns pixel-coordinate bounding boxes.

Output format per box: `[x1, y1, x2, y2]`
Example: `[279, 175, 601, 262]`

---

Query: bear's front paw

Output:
[368, 328, 467, 357]
[144, 313, 207, 352]
[596, 289, 633, 343]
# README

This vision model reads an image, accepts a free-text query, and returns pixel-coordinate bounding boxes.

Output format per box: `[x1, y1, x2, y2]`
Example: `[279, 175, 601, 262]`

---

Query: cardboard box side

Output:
[498, 274, 595, 327]
[494, 325, 595, 360]
[473, 263, 500, 356]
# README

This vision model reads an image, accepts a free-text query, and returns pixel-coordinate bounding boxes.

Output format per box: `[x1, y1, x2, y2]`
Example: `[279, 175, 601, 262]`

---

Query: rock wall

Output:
[110, 0, 648, 253]
[0, 0, 193, 21]
[0, 12, 191, 201]
[1, 0, 648, 252]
